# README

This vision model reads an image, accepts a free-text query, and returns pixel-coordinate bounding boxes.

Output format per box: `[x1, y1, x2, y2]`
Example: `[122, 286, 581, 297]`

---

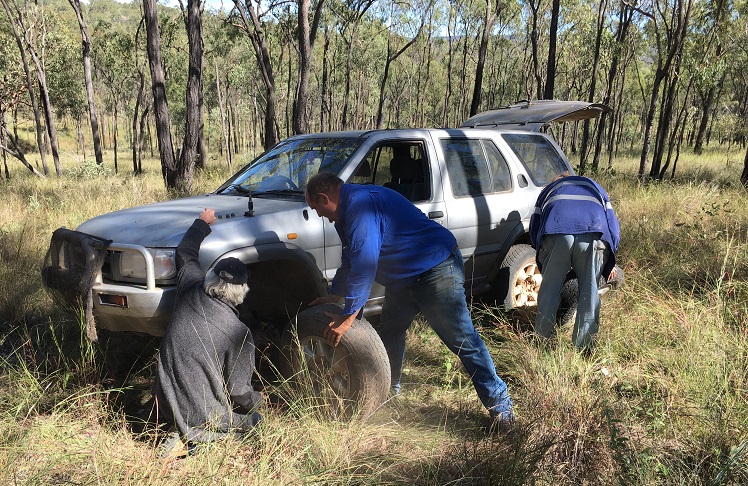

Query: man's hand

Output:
[608, 267, 617, 281]
[309, 294, 341, 306]
[200, 208, 216, 225]
[323, 311, 356, 347]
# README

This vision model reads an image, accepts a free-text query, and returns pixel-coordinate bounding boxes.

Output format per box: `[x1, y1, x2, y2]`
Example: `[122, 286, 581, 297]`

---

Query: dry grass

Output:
[1, 145, 747, 484]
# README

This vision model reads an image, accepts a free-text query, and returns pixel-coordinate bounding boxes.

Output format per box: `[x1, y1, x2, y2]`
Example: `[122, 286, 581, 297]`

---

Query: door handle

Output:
[428, 211, 444, 219]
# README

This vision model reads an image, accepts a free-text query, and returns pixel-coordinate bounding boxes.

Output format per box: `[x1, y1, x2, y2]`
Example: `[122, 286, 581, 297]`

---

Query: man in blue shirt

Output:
[305, 172, 514, 430]
[530, 174, 620, 351]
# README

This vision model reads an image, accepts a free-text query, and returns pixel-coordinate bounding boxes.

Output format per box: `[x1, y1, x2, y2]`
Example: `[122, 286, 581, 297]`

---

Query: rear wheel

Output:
[279, 304, 390, 419]
[496, 244, 542, 310]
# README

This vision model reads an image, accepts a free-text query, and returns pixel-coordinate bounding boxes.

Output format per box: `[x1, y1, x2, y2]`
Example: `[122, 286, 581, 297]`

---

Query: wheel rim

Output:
[512, 261, 542, 307]
[298, 335, 352, 398]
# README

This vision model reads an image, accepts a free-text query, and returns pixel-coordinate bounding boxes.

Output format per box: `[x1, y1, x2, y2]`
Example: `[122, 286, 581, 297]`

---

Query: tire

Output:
[495, 244, 542, 310]
[279, 303, 391, 419]
[557, 276, 579, 328]
[556, 265, 624, 328]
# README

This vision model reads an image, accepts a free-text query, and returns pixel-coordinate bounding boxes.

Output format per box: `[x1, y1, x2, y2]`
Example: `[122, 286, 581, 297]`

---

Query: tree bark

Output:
[741, 145, 748, 188]
[543, 0, 560, 100]
[69, 0, 104, 166]
[143, 0, 177, 186]
[175, 0, 205, 193]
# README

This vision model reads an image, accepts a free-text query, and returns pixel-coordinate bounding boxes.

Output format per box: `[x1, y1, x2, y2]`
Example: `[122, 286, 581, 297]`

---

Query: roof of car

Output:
[461, 100, 612, 131]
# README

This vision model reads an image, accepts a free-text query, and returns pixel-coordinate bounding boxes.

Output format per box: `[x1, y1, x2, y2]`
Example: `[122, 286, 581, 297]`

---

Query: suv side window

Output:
[349, 142, 430, 202]
[502, 133, 569, 186]
[442, 139, 511, 197]
[484, 141, 512, 193]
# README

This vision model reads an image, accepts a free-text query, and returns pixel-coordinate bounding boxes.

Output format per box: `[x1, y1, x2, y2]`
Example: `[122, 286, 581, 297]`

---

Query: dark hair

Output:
[306, 172, 342, 201]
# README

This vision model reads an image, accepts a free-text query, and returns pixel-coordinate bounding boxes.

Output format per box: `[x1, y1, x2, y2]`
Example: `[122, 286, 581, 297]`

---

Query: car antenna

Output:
[244, 190, 254, 217]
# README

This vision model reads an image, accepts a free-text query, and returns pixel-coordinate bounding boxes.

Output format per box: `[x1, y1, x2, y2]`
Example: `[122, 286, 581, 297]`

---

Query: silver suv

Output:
[43, 101, 610, 415]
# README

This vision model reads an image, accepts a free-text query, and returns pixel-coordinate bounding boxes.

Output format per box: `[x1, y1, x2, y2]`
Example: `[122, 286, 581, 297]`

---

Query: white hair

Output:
[203, 271, 249, 307]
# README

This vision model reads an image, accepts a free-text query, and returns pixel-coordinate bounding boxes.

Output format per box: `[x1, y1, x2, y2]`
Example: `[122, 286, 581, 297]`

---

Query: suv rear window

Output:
[502, 133, 569, 186]
[441, 139, 512, 197]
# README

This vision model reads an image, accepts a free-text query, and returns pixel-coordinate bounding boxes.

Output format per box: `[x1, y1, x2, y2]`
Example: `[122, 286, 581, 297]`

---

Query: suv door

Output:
[324, 138, 445, 313]
[436, 136, 523, 294]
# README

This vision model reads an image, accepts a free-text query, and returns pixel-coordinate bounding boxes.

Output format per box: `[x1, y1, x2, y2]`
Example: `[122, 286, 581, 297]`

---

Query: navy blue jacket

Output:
[529, 175, 620, 278]
[330, 184, 456, 315]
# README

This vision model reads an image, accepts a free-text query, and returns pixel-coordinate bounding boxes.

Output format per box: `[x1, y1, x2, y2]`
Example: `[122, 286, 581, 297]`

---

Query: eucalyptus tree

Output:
[632, 0, 696, 182]
[332, 0, 377, 130]
[69, 0, 104, 166]
[690, 0, 730, 155]
[0, 0, 60, 175]
[292, 0, 325, 134]
[470, 0, 511, 116]
[91, 20, 138, 173]
[543, 0, 558, 99]
[230, 0, 281, 150]
[525, 0, 545, 100]
[374, 0, 432, 129]
[593, 0, 635, 171]
[0, 27, 44, 177]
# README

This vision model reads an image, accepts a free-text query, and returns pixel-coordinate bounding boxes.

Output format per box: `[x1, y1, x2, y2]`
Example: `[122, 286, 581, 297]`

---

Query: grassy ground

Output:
[1, 145, 747, 484]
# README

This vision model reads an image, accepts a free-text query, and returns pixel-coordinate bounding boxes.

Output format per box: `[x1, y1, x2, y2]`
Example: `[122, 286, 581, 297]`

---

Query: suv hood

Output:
[461, 100, 612, 131]
[76, 194, 306, 247]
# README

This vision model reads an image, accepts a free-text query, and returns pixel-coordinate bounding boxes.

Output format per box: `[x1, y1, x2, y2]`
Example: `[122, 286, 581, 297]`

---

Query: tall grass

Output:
[1, 148, 747, 484]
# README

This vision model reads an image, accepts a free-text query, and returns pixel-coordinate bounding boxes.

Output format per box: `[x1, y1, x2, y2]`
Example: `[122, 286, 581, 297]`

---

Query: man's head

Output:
[305, 172, 343, 222]
[204, 257, 249, 306]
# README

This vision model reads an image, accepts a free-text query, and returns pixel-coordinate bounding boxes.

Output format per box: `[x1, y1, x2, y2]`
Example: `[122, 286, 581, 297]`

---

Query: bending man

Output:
[305, 173, 514, 428]
[530, 174, 620, 350]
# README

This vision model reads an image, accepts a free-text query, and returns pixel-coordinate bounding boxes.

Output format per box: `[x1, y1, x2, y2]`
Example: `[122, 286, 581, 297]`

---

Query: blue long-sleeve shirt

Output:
[330, 184, 456, 315]
[529, 175, 620, 277]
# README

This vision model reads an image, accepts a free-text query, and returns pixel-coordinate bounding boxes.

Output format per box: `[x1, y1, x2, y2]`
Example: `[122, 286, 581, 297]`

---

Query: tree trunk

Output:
[1, 0, 51, 175]
[69, 0, 104, 166]
[132, 71, 144, 174]
[470, 0, 500, 117]
[175, 0, 205, 193]
[740, 145, 748, 188]
[143, 0, 177, 186]
[320, 27, 330, 132]
[543, 0, 560, 100]
[215, 59, 232, 171]
[529, 0, 543, 100]
[0, 110, 45, 177]
[579, 0, 607, 174]
[233, 0, 279, 150]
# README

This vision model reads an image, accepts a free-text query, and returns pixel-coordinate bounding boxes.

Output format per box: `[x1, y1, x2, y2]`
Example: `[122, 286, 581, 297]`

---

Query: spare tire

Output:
[279, 303, 390, 419]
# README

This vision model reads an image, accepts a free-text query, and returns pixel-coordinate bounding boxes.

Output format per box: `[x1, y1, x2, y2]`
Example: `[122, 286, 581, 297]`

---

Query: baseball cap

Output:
[212, 257, 249, 285]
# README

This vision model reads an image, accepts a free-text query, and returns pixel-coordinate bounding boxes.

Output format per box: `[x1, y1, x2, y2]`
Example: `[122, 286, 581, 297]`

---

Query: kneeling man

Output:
[154, 209, 262, 452]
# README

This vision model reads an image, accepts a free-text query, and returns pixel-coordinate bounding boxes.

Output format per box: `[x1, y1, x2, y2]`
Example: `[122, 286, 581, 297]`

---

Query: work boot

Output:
[157, 431, 189, 460]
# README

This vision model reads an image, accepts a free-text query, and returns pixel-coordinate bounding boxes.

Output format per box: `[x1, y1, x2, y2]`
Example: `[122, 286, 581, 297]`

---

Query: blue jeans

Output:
[535, 233, 609, 349]
[377, 249, 512, 413]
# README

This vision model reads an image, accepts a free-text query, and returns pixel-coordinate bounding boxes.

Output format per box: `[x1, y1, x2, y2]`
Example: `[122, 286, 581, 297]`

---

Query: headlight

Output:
[119, 249, 176, 280]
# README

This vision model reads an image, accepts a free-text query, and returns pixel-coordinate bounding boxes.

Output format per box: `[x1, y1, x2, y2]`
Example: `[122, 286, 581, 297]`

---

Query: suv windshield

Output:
[217, 137, 363, 197]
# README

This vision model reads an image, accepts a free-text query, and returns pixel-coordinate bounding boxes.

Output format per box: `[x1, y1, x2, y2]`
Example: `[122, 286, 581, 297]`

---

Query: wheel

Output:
[557, 275, 579, 328]
[279, 303, 391, 419]
[556, 264, 624, 328]
[495, 244, 542, 310]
